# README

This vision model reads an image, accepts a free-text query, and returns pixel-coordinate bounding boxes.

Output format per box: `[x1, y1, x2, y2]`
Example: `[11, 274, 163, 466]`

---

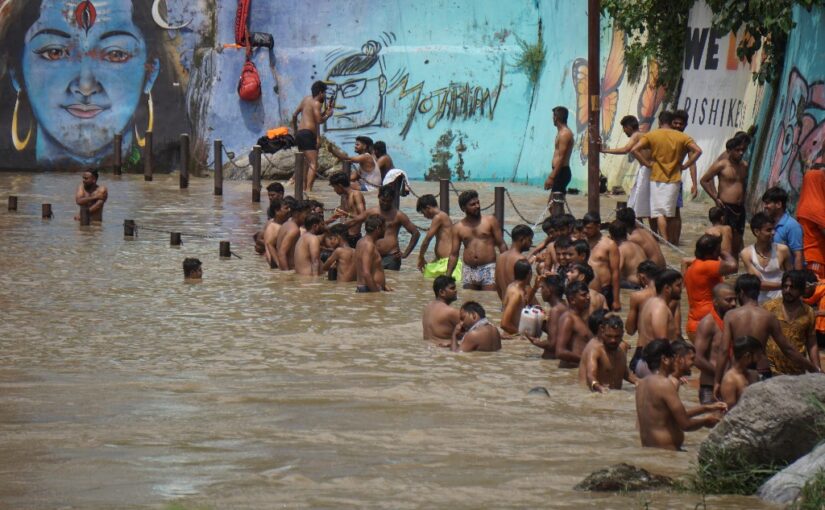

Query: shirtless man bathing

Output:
[582, 212, 621, 310]
[544, 106, 574, 197]
[293, 213, 324, 276]
[634, 269, 683, 377]
[75, 170, 108, 221]
[446, 190, 507, 291]
[322, 224, 356, 282]
[349, 185, 420, 270]
[292, 81, 334, 192]
[580, 314, 637, 392]
[444, 301, 501, 352]
[328, 171, 366, 248]
[355, 215, 390, 292]
[422, 275, 461, 341]
[416, 194, 459, 279]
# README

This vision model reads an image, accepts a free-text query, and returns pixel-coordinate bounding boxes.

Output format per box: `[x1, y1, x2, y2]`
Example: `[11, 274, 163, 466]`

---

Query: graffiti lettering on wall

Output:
[768, 68, 825, 193]
[0, 0, 187, 169]
[680, 97, 745, 128]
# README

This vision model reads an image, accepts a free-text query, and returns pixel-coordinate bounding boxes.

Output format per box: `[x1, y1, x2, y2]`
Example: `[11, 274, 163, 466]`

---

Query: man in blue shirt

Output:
[762, 186, 804, 269]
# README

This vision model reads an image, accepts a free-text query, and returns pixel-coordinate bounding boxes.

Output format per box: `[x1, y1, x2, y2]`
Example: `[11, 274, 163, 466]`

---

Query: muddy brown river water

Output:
[0, 173, 777, 509]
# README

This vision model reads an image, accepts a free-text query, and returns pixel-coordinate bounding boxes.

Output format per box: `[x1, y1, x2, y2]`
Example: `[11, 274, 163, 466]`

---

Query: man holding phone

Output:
[292, 81, 335, 193]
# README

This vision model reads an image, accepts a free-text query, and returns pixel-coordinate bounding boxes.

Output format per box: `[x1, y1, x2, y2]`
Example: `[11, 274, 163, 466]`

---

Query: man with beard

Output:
[327, 172, 366, 248]
[580, 314, 637, 392]
[275, 200, 309, 271]
[635, 269, 683, 377]
[75, 169, 108, 222]
[422, 275, 461, 341]
[693, 283, 738, 403]
[349, 185, 420, 270]
[329, 136, 383, 191]
[701, 134, 751, 257]
[446, 190, 508, 291]
[495, 224, 534, 299]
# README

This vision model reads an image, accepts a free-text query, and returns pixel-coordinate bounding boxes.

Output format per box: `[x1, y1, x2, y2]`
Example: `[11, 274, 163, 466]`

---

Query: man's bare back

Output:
[263, 220, 282, 268]
[637, 297, 676, 348]
[294, 231, 322, 276]
[355, 235, 387, 292]
[275, 219, 302, 271]
[618, 241, 647, 286]
[423, 301, 460, 340]
[495, 249, 527, 298]
[323, 246, 356, 282]
[627, 227, 666, 268]
[705, 225, 733, 255]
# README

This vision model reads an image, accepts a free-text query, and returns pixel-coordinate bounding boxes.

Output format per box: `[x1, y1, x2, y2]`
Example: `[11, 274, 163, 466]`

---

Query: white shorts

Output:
[627, 166, 651, 218]
[649, 181, 681, 218]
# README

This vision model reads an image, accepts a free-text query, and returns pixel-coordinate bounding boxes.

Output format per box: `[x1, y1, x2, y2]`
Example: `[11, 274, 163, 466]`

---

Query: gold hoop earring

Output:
[12, 90, 32, 151]
[134, 93, 154, 147]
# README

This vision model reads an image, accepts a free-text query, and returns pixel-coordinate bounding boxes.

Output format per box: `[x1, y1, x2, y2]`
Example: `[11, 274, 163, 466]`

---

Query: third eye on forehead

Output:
[29, 1, 141, 44]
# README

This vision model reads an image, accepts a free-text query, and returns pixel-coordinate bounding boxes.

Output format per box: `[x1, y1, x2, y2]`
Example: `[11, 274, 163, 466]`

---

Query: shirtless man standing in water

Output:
[292, 81, 334, 192]
[580, 314, 637, 392]
[355, 215, 389, 292]
[75, 170, 108, 221]
[263, 198, 290, 268]
[293, 213, 324, 276]
[349, 186, 420, 270]
[422, 275, 461, 340]
[583, 213, 621, 311]
[416, 194, 455, 277]
[328, 172, 366, 248]
[276, 200, 309, 271]
[446, 190, 507, 291]
[693, 283, 737, 403]
[556, 281, 592, 368]
[634, 269, 683, 377]
[544, 106, 574, 197]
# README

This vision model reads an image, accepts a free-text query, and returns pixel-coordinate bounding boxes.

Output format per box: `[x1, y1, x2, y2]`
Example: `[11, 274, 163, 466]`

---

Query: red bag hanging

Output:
[238, 59, 261, 101]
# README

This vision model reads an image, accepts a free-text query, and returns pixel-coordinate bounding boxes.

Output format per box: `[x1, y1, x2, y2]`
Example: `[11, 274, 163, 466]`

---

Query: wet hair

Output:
[694, 234, 721, 260]
[542, 274, 566, 298]
[311, 80, 327, 96]
[553, 106, 569, 123]
[461, 301, 486, 318]
[328, 223, 349, 238]
[637, 260, 661, 280]
[782, 270, 807, 293]
[643, 339, 673, 371]
[565, 280, 590, 299]
[573, 219, 585, 232]
[761, 186, 789, 209]
[303, 213, 323, 231]
[364, 214, 385, 234]
[735, 274, 761, 301]
[615, 207, 637, 230]
[726, 133, 751, 150]
[416, 194, 438, 213]
[655, 269, 682, 294]
[329, 172, 351, 188]
[458, 190, 479, 211]
[87, 169, 99, 180]
[541, 217, 555, 234]
[328, 41, 382, 76]
[671, 339, 695, 357]
[282, 196, 298, 211]
[433, 275, 456, 297]
[620, 115, 639, 130]
[588, 309, 607, 335]
[513, 259, 532, 280]
[733, 336, 763, 360]
[355, 136, 374, 149]
[750, 212, 773, 232]
[373, 141, 387, 157]
[582, 212, 600, 226]
[570, 262, 594, 284]
[290, 200, 310, 213]
[672, 109, 689, 124]
[378, 185, 396, 200]
[573, 239, 591, 260]
[182, 258, 202, 278]
[708, 206, 725, 224]
[267, 182, 285, 194]
[267, 198, 283, 219]
[658, 110, 674, 125]
[608, 221, 627, 242]
[554, 236, 573, 251]
[511, 224, 534, 243]
[602, 314, 624, 331]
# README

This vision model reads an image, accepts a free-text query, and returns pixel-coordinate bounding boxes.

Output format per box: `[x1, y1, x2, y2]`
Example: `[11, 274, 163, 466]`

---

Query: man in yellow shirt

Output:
[632, 111, 703, 244]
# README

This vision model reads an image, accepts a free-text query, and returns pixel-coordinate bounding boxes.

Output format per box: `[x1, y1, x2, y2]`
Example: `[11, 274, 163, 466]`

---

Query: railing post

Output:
[439, 179, 450, 214]
[143, 131, 153, 181]
[294, 152, 305, 201]
[113, 134, 122, 175]
[220, 241, 231, 258]
[8, 196, 17, 211]
[179, 133, 189, 189]
[41, 203, 52, 219]
[251, 145, 261, 203]
[550, 191, 565, 217]
[124, 219, 136, 237]
[213, 139, 223, 196]
[170, 232, 181, 246]
[494, 186, 505, 233]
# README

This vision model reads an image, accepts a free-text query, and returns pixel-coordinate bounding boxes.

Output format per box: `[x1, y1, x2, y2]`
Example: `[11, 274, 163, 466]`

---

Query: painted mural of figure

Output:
[0, 0, 185, 168]
[324, 40, 387, 134]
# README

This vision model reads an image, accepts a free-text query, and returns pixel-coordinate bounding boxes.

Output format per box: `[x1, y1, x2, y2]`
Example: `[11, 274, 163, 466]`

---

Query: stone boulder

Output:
[758, 442, 825, 504]
[698, 374, 825, 470]
[224, 137, 345, 181]
[574, 463, 673, 492]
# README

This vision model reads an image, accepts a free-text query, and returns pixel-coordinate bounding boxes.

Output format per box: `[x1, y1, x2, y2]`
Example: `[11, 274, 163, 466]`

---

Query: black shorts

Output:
[295, 129, 317, 151]
[629, 347, 643, 373]
[552, 166, 572, 194]
[601, 285, 614, 309]
[382, 254, 402, 271]
[722, 202, 746, 234]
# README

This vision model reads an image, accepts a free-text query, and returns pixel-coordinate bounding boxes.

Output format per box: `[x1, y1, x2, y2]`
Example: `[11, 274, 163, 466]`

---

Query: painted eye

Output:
[36, 47, 69, 61]
[104, 49, 131, 63]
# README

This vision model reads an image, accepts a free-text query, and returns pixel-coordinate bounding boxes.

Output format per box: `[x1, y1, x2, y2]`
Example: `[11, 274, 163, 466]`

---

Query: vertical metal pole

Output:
[143, 131, 153, 181]
[79, 206, 90, 226]
[213, 139, 223, 196]
[439, 179, 450, 214]
[170, 232, 181, 246]
[113, 134, 122, 175]
[179, 133, 190, 189]
[8, 196, 17, 211]
[124, 219, 136, 237]
[41, 203, 52, 219]
[251, 145, 261, 203]
[219, 241, 231, 258]
[550, 191, 565, 217]
[294, 152, 305, 201]
[494, 186, 505, 233]
[587, 0, 601, 215]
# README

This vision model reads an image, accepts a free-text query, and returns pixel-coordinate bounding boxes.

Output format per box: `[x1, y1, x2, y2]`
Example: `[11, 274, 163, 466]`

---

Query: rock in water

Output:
[527, 386, 550, 397]
[574, 463, 673, 492]
[758, 442, 825, 504]
[698, 374, 825, 470]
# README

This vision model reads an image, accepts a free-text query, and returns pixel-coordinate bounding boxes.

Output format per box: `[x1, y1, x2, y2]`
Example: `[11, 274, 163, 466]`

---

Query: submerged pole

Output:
[8, 196, 17, 211]
[494, 186, 505, 233]
[214, 139, 223, 196]
[179, 133, 190, 189]
[219, 241, 231, 258]
[41, 203, 52, 219]
[124, 219, 136, 237]
[550, 191, 565, 217]
[251, 145, 261, 203]
[170, 232, 181, 246]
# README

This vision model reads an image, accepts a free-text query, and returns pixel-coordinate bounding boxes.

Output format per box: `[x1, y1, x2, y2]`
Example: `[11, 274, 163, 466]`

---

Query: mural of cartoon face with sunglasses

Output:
[324, 40, 387, 132]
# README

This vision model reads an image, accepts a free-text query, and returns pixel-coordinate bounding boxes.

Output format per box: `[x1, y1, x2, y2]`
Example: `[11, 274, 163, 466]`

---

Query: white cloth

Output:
[649, 181, 680, 218]
[750, 243, 783, 304]
[382, 168, 408, 186]
[627, 166, 651, 218]
[356, 154, 382, 191]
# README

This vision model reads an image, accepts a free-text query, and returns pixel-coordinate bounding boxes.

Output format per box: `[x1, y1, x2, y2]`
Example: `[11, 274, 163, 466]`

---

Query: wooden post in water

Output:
[113, 134, 122, 175]
[143, 131, 153, 181]
[8, 196, 17, 211]
[294, 152, 305, 201]
[251, 145, 261, 203]
[587, 0, 601, 215]
[179, 133, 190, 189]
[124, 219, 136, 237]
[219, 241, 231, 258]
[439, 179, 450, 214]
[41, 203, 52, 219]
[494, 186, 505, 233]
[79, 206, 90, 226]
[213, 139, 223, 196]
[550, 191, 565, 217]
[170, 232, 181, 246]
